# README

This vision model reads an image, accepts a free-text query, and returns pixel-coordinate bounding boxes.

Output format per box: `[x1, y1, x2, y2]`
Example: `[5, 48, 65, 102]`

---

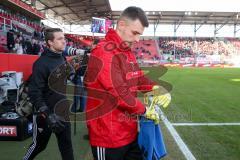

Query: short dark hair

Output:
[44, 28, 63, 46]
[119, 6, 149, 27]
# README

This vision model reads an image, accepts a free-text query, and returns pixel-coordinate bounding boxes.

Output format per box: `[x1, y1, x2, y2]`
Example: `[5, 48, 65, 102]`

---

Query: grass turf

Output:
[143, 67, 240, 160]
[143, 67, 240, 122]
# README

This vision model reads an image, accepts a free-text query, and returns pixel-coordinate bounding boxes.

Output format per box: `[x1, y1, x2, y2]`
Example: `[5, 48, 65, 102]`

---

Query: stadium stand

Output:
[158, 37, 240, 57]
[129, 37, 240, 65]
[0, 5, 42, 32]
[133, 40, 160, 60]
[0, 3, 44, 54]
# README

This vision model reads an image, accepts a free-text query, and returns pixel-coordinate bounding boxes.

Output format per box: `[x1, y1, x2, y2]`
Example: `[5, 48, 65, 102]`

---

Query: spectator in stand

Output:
[41, 26, 45, 39]
[7, 29, 15, 52]
[14, 35, 23, 54]
[25, 38, 33, 54]
[14, 33, 21, 43]
[33, 30, 40, 39]
[32, 39, 41, 55]
[19, 32, 26, 51]
[39, 41, 46, 55]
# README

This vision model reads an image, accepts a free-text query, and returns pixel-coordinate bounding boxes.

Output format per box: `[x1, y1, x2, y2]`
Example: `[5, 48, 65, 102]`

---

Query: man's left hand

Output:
[145, 85, 171, 108]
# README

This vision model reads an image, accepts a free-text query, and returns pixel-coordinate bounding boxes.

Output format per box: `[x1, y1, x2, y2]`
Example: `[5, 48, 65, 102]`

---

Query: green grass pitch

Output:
[144, 67, 240, 160]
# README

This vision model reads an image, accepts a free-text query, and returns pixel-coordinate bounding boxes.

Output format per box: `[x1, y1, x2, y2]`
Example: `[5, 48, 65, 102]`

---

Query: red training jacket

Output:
[85, 29, 155, 148]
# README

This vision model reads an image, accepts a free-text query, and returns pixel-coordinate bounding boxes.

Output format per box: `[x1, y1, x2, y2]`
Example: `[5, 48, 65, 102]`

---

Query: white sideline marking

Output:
[172, 123, 240, 126]
[157, 108, 196, 160]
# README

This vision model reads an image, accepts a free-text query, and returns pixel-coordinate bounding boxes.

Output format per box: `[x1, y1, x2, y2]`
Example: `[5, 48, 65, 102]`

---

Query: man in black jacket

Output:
[25, 38, 33, 55]
[32, 39, 41, 55]
[7, 29, 15, 52]
[23, 28, 74, 160]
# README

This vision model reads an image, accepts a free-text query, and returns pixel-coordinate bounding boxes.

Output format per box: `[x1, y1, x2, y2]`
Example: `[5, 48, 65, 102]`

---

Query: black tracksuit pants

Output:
[23, 114, 74, 160]
[91, 139, 143, 160]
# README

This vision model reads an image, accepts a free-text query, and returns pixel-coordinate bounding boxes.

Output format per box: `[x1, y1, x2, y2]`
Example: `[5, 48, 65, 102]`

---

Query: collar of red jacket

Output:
[105, 29, 131, 52]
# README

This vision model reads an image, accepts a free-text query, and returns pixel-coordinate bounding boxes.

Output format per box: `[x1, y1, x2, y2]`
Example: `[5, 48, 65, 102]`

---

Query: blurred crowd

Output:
[5, 29, 44, 55]
[158, 37, 240, 57]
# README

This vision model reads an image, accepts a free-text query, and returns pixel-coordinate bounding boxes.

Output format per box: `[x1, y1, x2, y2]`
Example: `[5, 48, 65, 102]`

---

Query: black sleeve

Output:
[79, 54, 89, 76]
[28, 61, 48, 111]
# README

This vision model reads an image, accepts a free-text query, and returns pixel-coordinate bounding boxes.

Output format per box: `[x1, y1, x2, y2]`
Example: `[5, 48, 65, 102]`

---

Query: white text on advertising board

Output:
[0, 126, 17, 136]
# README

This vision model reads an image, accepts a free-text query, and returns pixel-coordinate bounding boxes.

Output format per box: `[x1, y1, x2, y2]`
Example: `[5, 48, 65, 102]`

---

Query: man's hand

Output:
[38, 106, 65, 133]
[148, 85, 171, 108]
[142, 85, 171, 123]
[144, 106, 160, 124]
[47, 114, 65, 134]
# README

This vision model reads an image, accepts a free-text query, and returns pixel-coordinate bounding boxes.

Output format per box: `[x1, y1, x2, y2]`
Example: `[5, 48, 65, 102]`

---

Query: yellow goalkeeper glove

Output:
[144, 104, 160, 124]
[144, 85, 171, 108]
[152, 85, 171, 108]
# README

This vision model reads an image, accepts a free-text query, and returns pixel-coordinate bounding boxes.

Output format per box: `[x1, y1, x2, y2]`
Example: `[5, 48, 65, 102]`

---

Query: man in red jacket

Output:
[85, 6, 156, 160]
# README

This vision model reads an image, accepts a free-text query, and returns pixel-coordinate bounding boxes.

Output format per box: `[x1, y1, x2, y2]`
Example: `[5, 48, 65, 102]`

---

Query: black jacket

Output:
[32, 43, 41, 55]
[28, 49, 72, 113]
[25, 40, 33, 54]
[77, 52, 89, 77]
[7, 31, 15, 49]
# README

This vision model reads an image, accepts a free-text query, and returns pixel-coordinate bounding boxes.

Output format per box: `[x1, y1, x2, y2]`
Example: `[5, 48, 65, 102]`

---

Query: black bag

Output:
[15, 77, 33, 118]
